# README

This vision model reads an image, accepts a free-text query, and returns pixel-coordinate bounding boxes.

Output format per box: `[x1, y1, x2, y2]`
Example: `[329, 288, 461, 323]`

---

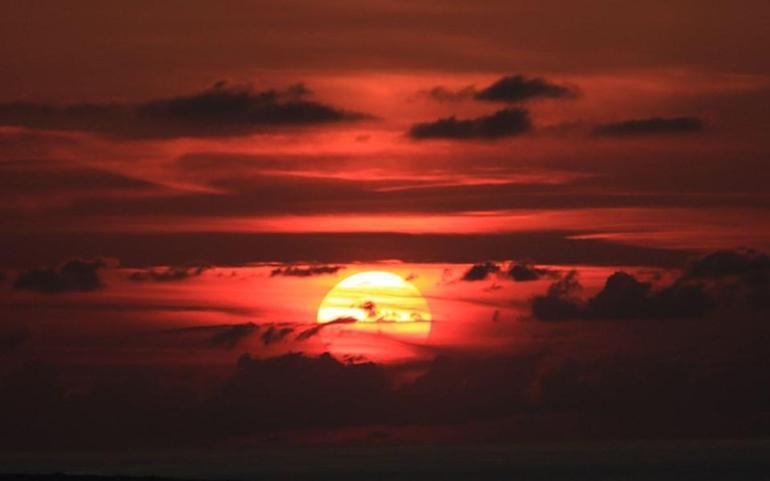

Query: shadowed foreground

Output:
[2, 439, 770, 481]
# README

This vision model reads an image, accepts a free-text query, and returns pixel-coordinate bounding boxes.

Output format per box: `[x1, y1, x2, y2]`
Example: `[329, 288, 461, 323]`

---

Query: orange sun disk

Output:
[316, 271, 432, 340]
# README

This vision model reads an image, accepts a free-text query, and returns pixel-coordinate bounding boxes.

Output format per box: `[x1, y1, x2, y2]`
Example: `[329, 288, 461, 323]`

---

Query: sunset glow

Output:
[2, 2, 770, 477]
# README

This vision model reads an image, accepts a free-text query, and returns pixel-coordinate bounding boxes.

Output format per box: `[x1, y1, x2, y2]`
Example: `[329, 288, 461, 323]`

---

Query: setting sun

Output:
[316, 271, 432, 339]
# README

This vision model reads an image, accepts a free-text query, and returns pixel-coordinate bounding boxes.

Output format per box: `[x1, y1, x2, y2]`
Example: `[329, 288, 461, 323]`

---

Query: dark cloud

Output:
[532, 249, 769, 321]
[682, 248, 770, 281]
[474, 75, 577, 103]
[507, 262, 559, 282]
[213, 352, 389, 432]
[592, 116, 704, 136]
[129, 262, 212, 282]
[586, 271, 656, 319]
[270, 264, 344, 277]
[587, 272, 708, 320]
[164, 322, 260, 349]
[3, 344, 770, 449]
[137, 82, 367, 134]
[0, 231, 688, 269]
[261, 325, 295, 346]
[6, 150, 768, 228]
[0, 82, 368, 139]
[533, 270, 714, 321]
[531, 270, 584, 321]
[408, 108, 532, 140]
[461, 262, 501, 281]
[681, 248, 770, 310]
[13, 258, 113, 294]
[0, 160, 161, 198]
[208, 322, 259, 349]
[417, 84, 477, 102]
[295, 317, 358, 341]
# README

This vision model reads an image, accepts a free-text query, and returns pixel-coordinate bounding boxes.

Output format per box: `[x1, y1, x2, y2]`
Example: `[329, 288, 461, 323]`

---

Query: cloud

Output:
[408, 108, 532, 140]
[416, 84, 477, 102]
[270, 264, 345, 277]
[461, 262, 501, 281]
[208, 322, 259, 349]
[507, 262, 559, 282]
[13, 258, 114, 294]
[586, 271, 655, 319]
[682, 248, 770, 281]
[0, 82, 369, 139]
[4, 344, 770, 448]
[475, 75, 577, 103]
[0, 159, 161, 198]
[419, 75, 576, 104]
[164, 322, 260, 349]
[462, 260, 559, 283]
[261, 325, 295, 346]
[588, 271, 700, 320]
[531, 249, 769, 321]
[295, 316, 358, 341]
[681, 248, 770, 311]
[129, 262, 212, 282]
[532, 270, 714, 321]
[213, 352, 389, 431]
[531, 270, 584, 321]
[592, 116, 704, 136]
[1, 232, 688, 270]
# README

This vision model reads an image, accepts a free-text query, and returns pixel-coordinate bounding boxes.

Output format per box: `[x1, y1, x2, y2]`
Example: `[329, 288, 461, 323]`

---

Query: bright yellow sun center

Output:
[316, 271, 432, 339]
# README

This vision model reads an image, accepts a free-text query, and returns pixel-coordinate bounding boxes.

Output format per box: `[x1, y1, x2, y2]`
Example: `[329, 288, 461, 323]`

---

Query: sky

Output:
[1, 0, 770, 454]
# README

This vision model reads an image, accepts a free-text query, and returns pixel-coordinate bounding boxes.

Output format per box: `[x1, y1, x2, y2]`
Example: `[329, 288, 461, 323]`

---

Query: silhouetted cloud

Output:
[586, 271, 655, 319]
[507, 262, 559, 282]
[209, 322, 259, 349]
[129, 262, 212, 282]
[270, 264, 344, 277]
[3, 344, 770, 448]
[593, 116, 704, 136]
[408, 108, 532, 140]
[531, 249, 769, 321]
[681, 248, 770, 310]
[214, 352, 389, 431]
[461, 262, 501, 281]
[164, 322, 260, 349]
[682, 248, 769, 281]
[533, 269, 715, 321]
[531, 270, 583, 321]
[475, 75, 577, 103]
[1, 232, 687, 269]
[261, 325, 295, 345]
[0, 82, 369, 139]
[295, 317, 358, 341]
[417, 84, 477, 102]
[13, 258, 113, 294]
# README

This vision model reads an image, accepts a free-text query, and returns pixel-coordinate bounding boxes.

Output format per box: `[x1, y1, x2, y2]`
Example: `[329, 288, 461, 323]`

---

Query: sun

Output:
[316, 271, 432, 339]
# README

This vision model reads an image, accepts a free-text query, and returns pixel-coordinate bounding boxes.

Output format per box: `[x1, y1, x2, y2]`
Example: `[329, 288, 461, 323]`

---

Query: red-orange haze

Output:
[1, 0, 770, 460]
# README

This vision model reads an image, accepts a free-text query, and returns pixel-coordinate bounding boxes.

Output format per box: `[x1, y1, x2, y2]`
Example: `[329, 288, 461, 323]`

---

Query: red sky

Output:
[1, 0, 770, 452]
